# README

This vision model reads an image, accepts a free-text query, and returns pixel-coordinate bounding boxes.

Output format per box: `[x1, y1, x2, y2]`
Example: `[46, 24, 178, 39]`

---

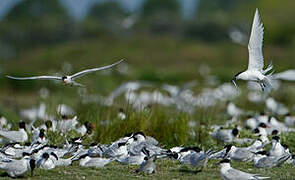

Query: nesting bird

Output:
[219, 159, 269, 180]
[0, 122, 28, 144]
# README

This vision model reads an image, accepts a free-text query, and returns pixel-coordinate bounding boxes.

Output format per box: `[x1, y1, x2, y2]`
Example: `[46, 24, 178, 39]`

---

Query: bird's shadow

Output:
[175, 168, 202, 175]
[0, 172, 9, 177]
[0, 172, 27, 178]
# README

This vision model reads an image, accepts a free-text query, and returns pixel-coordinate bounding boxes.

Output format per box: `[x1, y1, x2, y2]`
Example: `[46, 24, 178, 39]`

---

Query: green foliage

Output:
[142, 0, 180, 18]
[0, 1, 295, 179]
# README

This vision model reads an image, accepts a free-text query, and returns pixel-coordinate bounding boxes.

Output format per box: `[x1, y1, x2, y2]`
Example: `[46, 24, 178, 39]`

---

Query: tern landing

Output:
[231, 9, 273, 92]
[6, 59, 124, 87]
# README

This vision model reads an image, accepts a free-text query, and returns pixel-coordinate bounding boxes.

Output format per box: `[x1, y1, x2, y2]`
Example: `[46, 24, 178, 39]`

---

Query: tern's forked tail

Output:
[263, 61, 273, 75]
[262, 74, 272, 94]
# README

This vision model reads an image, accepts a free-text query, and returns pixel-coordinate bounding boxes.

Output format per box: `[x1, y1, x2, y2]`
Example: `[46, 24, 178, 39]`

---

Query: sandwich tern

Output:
[36, 152, 57, 170]
[284, 113, 295, 127]
[31, 128, 47, 145]
[231, 9, 273, 92]
[253, 150, 290, 168]
[6, 59, 124, 87]
[136, 149, 157, 174]
[210, 127, 239, 143]
[219, 159, 269, 180]
[0, 153, 35, 177]
[77, 154, 113, 167]
[223, 144, 255, 162]
[269, 136, 285, 157]
[0, 122, 28, 143]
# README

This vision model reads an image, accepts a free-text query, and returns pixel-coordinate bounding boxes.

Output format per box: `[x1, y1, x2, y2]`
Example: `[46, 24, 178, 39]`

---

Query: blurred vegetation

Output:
[0, 1, 294, 178]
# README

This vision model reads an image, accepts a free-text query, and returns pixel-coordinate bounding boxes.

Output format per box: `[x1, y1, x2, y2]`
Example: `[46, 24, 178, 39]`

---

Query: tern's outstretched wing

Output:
[6, 75, 62, 81]
[273, 70, 295, 81]
[248, 8, 264, 71]
[71, 59, 124, 80]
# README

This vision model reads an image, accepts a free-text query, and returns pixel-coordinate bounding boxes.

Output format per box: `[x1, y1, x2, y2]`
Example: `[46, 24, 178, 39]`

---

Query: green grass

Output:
[0, 160, 294, 180]
[1, 35, 295, 179]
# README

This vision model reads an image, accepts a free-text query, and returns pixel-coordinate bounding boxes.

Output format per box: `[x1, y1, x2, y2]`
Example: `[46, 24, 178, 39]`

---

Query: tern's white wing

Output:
[248, 8, 264, 71]
[6, 75, 62, 81]
[0, 159, 27, 173]
[273, 70, 295, 81]
[226, 168, 265, 180]
[70, 59, 124, 79]
[0, 130, 26, 143]
[82, 158, 112, 167]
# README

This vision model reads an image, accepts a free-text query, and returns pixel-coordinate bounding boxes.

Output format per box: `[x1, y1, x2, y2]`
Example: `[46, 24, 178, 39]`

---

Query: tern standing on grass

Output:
[231, 9, 273, 93]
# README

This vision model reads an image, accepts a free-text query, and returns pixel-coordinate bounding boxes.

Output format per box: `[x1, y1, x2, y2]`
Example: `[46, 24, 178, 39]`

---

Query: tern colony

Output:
[1, 8, 295, 179]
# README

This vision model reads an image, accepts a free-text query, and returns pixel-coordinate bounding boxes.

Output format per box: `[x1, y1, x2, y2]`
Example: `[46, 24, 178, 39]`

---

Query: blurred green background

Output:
[1, 0, 295, 97]
[1, 1, 295, 179]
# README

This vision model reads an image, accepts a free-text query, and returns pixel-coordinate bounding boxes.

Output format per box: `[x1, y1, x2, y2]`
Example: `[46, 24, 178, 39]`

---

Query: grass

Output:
[1, 35, 295, 179]
[0, 160, 294, 180]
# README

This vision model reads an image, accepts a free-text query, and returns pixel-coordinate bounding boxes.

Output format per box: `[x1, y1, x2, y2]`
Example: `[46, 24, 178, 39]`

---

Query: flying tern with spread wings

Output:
[6, 59, 124, 87]
[231, 9, 273, 92]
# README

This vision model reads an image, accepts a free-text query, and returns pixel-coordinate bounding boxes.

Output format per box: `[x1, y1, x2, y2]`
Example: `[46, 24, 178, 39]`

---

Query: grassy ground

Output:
[0, 160, 294, 180]
[1, 35, 295, 179]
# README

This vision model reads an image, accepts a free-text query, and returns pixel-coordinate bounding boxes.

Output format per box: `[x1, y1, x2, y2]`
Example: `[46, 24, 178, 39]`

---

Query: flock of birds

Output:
[0, 103, 295, 179]
[1, 8, 295, 179]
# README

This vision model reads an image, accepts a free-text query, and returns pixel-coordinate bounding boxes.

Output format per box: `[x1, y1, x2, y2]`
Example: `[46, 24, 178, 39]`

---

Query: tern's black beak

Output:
[231, 78, 238, 89]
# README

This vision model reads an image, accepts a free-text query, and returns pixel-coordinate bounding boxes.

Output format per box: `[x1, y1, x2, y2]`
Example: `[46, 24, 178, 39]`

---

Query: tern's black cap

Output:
[282, 144, 289, 149]
[42, 153, 50, 160]
[219, 159, 231, 164]
[231, 128, 239, 137]
[256, 150, 267, 155]
[224, 144, 233, 153]
[50, 152, 58, 160]
[124, 132, 134, 137]
[39, 129, 45, 138]
[253, 128, 260, 134]
[180, 146, 201, 153]
[258, 123, 268, 128]
[22, 152, 31, 157]
[271, 129, 279, 136]
[169, 153, 179, 159]
[19, 121, 26, 129]
[25, 142, 31, 146]
[133, 131, 146, 138]
[118, 142, 127, 147]
[79, 154, 89, 159]
[257, 138, 263, 142]
[272, 136, 280, 141]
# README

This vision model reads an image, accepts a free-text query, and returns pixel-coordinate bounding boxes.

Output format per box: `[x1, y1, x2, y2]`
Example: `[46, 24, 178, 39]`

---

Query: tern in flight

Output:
[6, 59, 124, 87]
[231, 9, 273, 92]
